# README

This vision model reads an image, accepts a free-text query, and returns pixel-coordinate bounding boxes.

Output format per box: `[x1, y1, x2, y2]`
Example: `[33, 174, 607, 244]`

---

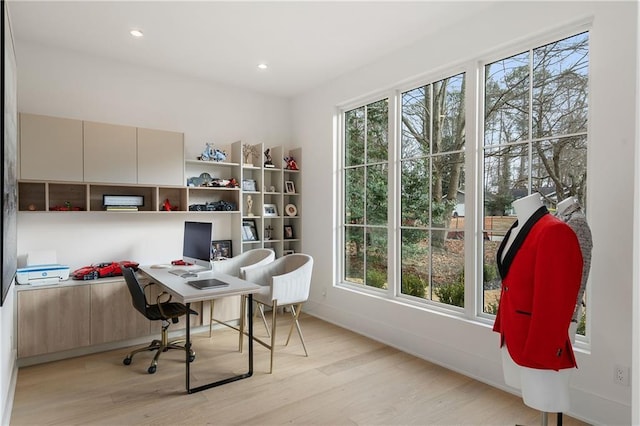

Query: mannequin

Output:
[556, 197, 593, 342]
[493, 193, 583, 419]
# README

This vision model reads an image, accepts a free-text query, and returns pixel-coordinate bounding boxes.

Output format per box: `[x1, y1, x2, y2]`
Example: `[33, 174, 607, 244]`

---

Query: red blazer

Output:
[493, 207, 583, 371]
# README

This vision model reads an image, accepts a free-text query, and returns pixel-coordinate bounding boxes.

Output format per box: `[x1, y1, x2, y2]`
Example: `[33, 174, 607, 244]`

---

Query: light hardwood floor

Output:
[11, 314, 589, 425]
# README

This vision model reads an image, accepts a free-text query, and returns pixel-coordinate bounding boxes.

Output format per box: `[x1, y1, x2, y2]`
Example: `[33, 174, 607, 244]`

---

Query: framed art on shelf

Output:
[285, 203, 297, 217]
[263, 203, 278, 217]
[285, 180, 296, 194]
[211, 240, 232, 260]
[242, 179, 257, 192]
[284, 225, 294, 239]
[242, 219, 259, 241]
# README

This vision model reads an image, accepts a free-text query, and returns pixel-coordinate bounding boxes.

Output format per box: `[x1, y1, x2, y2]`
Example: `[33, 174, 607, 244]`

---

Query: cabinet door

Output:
[83, 121, 137, 183]
[19, 113, 83, 181]
[90, 280, 151, 344]
[137, 128, 184, 185]
[17, 286, 91, 358]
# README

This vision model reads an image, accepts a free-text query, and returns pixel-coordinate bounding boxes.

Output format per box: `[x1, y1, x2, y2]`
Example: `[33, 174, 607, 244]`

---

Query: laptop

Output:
[188, 278, 229, 290]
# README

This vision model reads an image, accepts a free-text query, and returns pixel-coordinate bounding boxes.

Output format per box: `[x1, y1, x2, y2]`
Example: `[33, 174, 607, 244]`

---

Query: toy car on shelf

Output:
[189, 200, 237, 211]
[72, 261, 139, 280]
[209, 178, 239, 188]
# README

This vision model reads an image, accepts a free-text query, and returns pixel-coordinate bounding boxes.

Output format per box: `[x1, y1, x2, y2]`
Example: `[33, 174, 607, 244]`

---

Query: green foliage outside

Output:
[402, 274, 426, 298]
[434, 272, 465, 307]
[366, 269, 387, 289]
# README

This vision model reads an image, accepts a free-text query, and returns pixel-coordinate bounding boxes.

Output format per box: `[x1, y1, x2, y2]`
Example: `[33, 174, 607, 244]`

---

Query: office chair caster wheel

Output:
[188, 353, 196, 363]
[147, 365, 157, 374]
[123, 356, 132, 366]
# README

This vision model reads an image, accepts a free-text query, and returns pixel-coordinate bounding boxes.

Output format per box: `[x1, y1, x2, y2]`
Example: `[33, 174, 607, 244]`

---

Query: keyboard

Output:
[188, 278, 229, 290]
[168, 269, 198, 278]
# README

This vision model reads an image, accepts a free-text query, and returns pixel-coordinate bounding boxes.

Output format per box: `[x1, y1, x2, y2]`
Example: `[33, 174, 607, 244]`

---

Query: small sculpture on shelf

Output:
[198, 143, 227, 162]
[284, 156, 299, 170]
[242, 143, 259, 166]
[264, 148, 275, 168]
[161, 198, 179, 211]
[264, 225, 274, 240]
[246, 194, 254, 217]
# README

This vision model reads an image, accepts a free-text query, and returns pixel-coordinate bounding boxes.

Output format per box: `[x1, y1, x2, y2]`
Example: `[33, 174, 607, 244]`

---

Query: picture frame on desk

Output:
[242, 219, 259, 241]
[211, 240, 232, 260]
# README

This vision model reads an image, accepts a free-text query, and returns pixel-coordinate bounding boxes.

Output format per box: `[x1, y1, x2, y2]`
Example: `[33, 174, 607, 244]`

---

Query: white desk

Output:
[139, 265, 260, 393]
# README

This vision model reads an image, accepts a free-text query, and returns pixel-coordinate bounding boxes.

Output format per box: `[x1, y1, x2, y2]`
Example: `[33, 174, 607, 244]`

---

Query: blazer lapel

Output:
[497, 206, 549, 279]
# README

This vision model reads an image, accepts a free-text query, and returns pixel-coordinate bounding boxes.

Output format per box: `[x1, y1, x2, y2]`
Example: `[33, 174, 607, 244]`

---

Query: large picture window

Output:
[339, 30, 589, 332]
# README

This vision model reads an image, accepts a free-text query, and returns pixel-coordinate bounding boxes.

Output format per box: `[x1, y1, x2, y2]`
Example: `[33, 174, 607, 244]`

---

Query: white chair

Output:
[209, 248, 275, 347]
[243, 253, 314, 373]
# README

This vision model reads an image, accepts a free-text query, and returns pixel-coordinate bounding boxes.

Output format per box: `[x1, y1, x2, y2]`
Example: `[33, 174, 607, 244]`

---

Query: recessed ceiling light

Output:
[130, 29, 144, 38]
[257, 63, 268, 70]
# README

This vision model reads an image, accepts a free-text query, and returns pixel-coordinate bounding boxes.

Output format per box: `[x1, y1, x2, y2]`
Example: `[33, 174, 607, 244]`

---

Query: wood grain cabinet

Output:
[17, 285, 91, 358]
[17, 279, 204, 360]
[19, 113, 83, 181]
[90, 280, 151, 345]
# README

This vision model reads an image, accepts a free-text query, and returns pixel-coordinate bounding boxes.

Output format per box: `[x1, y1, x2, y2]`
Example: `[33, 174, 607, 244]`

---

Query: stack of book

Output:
[106, 206, 139, 211]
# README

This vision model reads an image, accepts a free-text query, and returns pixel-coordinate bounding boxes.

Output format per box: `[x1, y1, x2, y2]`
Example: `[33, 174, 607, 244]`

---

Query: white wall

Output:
[292, 2, 637, 425]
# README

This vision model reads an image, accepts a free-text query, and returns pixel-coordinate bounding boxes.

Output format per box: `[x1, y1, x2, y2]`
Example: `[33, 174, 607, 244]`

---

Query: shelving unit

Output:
[17, 114, 302, 258]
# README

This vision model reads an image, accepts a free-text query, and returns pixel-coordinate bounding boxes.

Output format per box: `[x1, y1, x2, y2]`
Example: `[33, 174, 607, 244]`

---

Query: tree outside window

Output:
[400, 73, 466, 306]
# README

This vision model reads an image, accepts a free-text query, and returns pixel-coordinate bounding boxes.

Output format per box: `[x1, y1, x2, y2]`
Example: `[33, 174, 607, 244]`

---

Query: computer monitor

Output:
[182, 221, 213, 270]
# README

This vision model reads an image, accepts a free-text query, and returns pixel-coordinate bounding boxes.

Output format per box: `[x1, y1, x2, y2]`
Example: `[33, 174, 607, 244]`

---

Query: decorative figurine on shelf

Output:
[242, 143, 259, 166]
[161, 198, 178, 211]
[284, 156, 299, 170]
[264, 225, 274, 240]
[264, 148, 275, 168]
[246, 194, 254, 217]
[198, 143, 227, 162]
[211, 148, 226, 162]
[198, 143, 214, 161]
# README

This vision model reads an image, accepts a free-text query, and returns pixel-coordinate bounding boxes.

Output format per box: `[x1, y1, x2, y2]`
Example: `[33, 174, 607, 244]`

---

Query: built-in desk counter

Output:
[16, 275, 202, 365]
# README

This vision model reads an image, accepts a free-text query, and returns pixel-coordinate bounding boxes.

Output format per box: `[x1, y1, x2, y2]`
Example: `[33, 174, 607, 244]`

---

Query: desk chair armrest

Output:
[156, 291, 174, 318]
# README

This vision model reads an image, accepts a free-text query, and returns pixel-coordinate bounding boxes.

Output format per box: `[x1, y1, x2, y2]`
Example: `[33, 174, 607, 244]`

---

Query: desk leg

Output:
[186, 302, 192, 392]
[187, 294, 254, 394]
[248, 294, 254, 376]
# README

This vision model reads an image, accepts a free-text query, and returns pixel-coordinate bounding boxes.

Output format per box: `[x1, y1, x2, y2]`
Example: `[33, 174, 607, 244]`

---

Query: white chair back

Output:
[245, 253, 313, 306]
[212, 248, 275, 278]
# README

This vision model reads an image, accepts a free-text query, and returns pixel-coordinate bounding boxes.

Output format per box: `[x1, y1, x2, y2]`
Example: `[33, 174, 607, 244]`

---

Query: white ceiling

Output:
[7, 1, 495, 98]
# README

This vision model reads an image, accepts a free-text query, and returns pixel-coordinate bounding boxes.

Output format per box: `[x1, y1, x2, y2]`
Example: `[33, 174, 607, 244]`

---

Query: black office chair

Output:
[121, 266, 198, 374]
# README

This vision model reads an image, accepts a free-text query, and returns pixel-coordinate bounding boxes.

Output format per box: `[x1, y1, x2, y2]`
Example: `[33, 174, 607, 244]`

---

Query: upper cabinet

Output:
[137, 128, 184, 186]
[19, 113, 83, 181]
[83, 121, 137, 184]
[19, 113, 185, 186]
